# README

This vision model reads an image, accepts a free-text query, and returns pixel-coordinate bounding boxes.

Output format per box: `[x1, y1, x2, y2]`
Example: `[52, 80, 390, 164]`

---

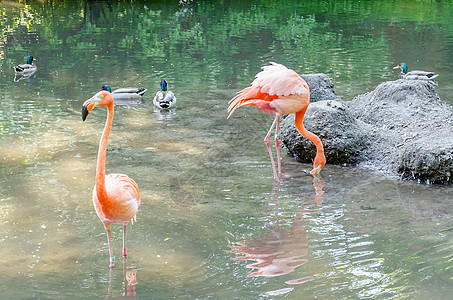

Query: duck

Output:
[393, 63, 439, 80]
[14, 55, 37, 74]
[101, 85, 147, 100]
[153, 80, 177, 109]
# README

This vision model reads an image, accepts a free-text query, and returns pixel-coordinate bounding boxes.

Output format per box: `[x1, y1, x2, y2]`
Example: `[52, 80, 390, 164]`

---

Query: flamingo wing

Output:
[94, 173, 141, 224]
[228, 62, 309, 118]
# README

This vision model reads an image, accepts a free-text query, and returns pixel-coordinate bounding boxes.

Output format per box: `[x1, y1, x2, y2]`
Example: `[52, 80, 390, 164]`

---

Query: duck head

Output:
[26, 56, 35, 64]
[160, 80, 168, 91]
[101, 85, 112, 93]
[393, 62, 407, 74]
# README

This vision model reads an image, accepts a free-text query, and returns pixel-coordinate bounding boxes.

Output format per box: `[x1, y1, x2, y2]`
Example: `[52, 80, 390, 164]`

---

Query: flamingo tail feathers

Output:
[227, 86, 276, 118]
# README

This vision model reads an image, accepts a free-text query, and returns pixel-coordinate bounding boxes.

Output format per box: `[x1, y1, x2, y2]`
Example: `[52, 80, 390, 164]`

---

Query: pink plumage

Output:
[82, 90, 141, 267]
[227, 62, 326, 180]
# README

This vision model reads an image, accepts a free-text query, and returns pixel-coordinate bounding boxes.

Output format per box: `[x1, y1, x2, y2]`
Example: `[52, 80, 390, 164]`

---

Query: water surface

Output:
[1, 1, 453, 299]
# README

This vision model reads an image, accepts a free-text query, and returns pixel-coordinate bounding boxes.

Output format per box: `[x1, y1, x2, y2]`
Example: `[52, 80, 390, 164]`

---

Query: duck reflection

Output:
[105, 259, 138, 299]
[228, 175, 325, 295]
[14, 70, 36, 82]
[153, 106, 177, 125]
[113, 99, 143, 106]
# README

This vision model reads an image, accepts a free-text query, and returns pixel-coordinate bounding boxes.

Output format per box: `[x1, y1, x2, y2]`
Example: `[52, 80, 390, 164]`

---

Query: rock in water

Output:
[349, 79, 453, 184]
[280, 75, 453, 184]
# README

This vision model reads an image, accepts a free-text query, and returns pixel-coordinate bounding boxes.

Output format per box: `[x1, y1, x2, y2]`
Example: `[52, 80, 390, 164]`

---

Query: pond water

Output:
[1, 1, 453, 299]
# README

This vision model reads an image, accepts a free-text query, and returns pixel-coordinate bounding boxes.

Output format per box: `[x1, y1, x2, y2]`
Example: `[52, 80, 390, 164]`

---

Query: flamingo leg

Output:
[122, 258, 128, 296]
[275, 116, 282, 177]
[123, 224, 127, 258]
[264, 114, 280, 181]
[105, 225, 115, 268]
[107, 266, 114, 297]
[274, 116, 290, 179]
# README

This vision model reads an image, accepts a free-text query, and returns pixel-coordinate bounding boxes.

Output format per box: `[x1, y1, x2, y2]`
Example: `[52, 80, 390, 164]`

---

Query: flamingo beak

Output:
[82, 98, 99, 121]
[310, 165, 323, 175]
[82, 105, 90, 121]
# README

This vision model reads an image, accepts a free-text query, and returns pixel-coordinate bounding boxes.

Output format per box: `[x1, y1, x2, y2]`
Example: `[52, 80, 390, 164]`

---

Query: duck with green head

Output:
[393, 63, 439, 80]
[153, 80, 177, 109]
[101, 85, 147, 101]
[14, 55, 37, 74]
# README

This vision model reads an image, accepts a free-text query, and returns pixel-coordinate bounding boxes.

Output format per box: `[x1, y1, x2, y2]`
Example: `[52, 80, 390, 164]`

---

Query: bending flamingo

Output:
[227, 62, 326, 180]
[82, 89, 141, 268]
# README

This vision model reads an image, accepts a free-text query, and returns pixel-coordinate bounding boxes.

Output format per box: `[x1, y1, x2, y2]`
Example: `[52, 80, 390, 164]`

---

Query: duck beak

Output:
[310, 165, 323, 175]
[393, 65, 400, 69]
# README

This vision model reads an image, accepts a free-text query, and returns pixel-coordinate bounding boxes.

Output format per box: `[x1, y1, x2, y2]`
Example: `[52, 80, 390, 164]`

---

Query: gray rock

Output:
[349, 79, 453, 184]
[280, 75, 453, 184]
[280, 100, 369, 165]
[300, 73, 342, 103]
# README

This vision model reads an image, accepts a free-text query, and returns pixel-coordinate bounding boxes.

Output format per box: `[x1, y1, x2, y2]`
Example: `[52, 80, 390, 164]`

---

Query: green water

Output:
[1, 1, 452, 299]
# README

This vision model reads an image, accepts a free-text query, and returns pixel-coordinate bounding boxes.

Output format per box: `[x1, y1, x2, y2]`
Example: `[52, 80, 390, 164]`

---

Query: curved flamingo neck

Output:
[96, 103, 114, 202]
[294, 109, 324, 156]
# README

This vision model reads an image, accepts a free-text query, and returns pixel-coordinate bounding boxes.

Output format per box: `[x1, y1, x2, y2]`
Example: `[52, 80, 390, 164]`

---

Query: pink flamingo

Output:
[82, 90, 141, 268]
[228, 62, 326, 180]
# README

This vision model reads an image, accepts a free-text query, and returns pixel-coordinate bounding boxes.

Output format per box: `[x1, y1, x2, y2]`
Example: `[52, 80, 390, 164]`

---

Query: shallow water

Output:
[1, 1, 453, 299]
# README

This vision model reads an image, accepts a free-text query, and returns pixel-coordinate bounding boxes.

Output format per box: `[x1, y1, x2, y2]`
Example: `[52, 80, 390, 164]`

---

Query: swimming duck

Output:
[393, 63, 439, 80]
[14, 55, 37, 74]
[101, 85, 147, 100]
[153, 80, 177, 109]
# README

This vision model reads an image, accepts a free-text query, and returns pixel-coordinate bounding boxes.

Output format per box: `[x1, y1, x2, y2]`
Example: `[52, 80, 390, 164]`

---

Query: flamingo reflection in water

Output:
[228, 175, 325, 296]
[105, 259, 138, 299]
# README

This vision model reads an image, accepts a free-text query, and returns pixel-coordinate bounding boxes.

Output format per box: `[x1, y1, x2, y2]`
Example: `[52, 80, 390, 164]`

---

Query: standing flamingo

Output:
[227, 62, 326, 180]
[82, 90, 141, 268]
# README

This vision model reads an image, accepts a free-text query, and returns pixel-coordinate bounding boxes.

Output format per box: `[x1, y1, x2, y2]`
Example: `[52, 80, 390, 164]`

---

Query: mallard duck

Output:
[101, 85, 147, 100]
[14, 55, 37, 74]
[153, 80, 177, 109]
[393, 63, 439, 80]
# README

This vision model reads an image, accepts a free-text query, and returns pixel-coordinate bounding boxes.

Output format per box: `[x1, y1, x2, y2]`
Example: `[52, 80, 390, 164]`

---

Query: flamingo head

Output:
[310, 153, 326, 175]
[82, 90, 113, 121]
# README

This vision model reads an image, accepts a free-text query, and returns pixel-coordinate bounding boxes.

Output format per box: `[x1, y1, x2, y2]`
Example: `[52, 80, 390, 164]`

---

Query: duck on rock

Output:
[393, 63, 439, 80]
